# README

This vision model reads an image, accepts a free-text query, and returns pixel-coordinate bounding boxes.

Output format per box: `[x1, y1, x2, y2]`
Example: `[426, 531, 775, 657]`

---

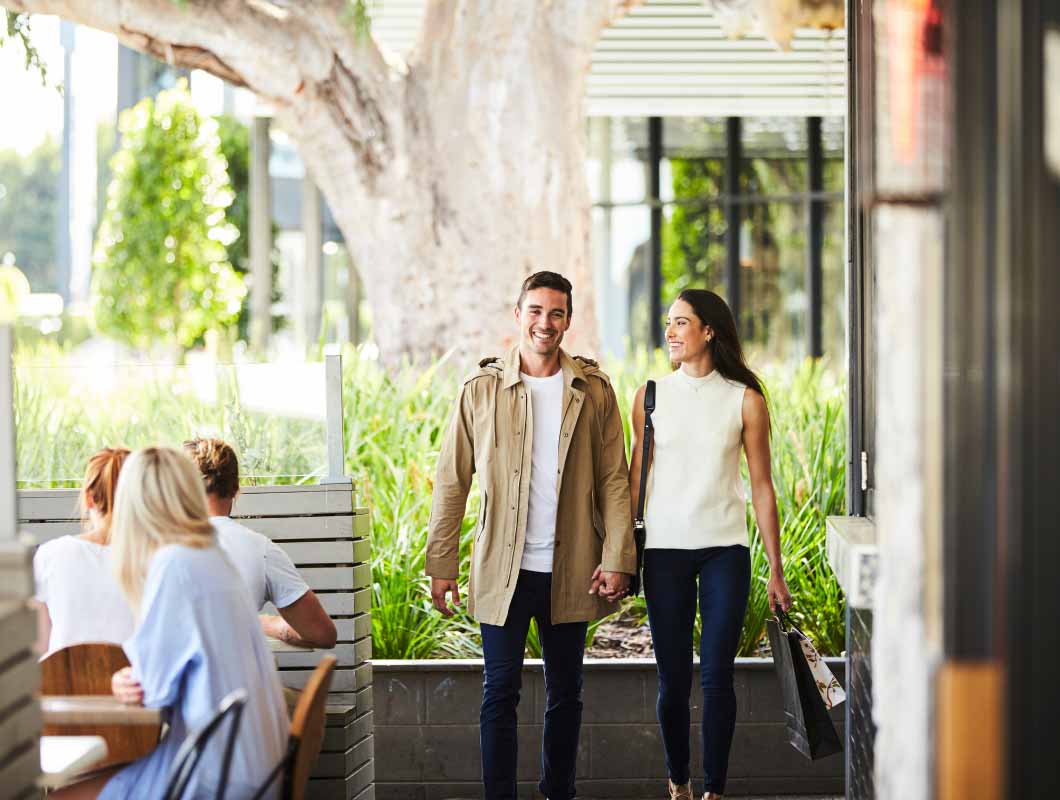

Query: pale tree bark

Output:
[3, 0, 644, 364]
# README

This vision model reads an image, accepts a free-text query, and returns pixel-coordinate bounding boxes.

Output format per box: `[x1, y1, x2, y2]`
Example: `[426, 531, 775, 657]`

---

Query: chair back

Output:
[286, 655, 337, 800]
[163, 688, 248, 800]
[41, 642, 162, 769]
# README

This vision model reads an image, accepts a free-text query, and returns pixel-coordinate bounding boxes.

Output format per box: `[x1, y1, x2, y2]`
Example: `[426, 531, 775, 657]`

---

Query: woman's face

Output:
[664, 299, 711, 363]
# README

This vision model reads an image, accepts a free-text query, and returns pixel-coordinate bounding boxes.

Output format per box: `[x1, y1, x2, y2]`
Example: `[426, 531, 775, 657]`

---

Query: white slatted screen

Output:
[370, 0, 846, 117]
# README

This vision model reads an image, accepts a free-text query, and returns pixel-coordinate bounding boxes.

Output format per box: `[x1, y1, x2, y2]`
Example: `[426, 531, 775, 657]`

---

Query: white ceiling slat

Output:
[369, 0, 846, 118]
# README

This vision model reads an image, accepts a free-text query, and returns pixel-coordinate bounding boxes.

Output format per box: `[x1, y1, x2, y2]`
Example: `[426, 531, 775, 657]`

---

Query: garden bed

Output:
[373, 658, 845, 799]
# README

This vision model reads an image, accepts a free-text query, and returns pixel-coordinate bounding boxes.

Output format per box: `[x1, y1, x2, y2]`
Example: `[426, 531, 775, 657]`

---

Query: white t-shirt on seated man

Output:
[184, 438, 337, 650]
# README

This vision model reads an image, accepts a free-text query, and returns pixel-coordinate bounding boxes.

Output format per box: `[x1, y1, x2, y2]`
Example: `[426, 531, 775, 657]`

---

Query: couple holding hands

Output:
[426, 271, 792, 800]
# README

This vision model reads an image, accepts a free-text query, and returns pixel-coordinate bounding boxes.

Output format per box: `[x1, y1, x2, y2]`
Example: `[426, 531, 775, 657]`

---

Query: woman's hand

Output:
[112, 667, 144, 706]
[767, 571, 793, 615]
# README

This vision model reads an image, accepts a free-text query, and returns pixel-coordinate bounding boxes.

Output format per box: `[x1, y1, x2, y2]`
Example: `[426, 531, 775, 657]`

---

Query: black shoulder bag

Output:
[629, 379, 655, 597]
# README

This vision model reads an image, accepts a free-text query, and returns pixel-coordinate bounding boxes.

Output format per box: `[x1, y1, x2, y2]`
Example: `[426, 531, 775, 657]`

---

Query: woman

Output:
[630, 290, 792, 800]
[34, 447, 135, 656]
[53, 446, 288, 800]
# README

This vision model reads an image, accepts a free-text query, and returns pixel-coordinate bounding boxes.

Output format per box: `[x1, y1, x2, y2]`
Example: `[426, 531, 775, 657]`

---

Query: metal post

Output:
[249, 116, 272, 353]
[0, 325, 16, 540]
[56, 22, 75, 304]
[321, 353, 347, 484]
[648, 117, 663, 349]
[724, 118, 743, 328]
[302, 177, 323, 349]
[807, 116, 824, 358]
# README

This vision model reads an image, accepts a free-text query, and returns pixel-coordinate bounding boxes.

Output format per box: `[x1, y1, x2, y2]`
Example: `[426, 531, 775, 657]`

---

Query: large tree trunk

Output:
[4, 0, 641, 364]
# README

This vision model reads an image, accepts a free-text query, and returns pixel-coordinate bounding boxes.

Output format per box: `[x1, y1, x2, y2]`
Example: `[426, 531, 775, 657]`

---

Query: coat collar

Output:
[501, 345, 586, 390]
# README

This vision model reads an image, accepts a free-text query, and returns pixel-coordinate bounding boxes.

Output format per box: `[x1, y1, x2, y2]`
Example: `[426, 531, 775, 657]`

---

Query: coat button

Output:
[564, 433, 569, 438]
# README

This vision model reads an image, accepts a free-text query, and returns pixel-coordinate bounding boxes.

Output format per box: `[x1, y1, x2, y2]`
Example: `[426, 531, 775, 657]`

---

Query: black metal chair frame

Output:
[162, 688, 249, 800]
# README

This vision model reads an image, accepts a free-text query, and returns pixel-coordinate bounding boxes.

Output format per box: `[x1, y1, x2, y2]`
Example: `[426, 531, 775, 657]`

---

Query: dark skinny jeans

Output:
[644, 545, 751, 795]
[480, 569, 588, 800]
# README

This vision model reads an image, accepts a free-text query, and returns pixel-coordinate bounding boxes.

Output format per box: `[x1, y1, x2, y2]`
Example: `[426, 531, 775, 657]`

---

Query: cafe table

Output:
[40, 695, 163, 726]
[39, 735, 108, 789]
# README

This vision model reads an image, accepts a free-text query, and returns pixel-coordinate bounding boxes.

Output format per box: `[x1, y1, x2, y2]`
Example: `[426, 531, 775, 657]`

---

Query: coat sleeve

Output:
[594, 381, 637, 574]
[425, 380, 477, 579]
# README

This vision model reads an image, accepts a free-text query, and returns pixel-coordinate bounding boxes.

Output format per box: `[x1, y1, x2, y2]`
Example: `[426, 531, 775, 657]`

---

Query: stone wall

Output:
[373, 658, 845, 799]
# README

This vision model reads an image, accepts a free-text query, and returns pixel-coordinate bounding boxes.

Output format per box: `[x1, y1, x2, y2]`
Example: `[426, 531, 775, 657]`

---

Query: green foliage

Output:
[661, 159, 727, 305]
[92, 82, 246, 352]
[0, 138, 60, 291]
[14, 344, 846, 657]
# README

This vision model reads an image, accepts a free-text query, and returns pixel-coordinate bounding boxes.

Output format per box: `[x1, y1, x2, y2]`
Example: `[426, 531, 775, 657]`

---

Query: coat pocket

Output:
[475, 490, 489, 542]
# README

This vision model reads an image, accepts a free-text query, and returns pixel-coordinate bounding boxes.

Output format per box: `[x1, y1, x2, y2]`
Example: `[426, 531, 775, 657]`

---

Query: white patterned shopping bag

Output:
[794, 628, 846, 709]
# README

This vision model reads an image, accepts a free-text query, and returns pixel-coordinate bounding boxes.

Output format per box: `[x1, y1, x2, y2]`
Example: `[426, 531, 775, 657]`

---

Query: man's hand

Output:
[111, 667, 144, 706]
[430, 578, 461, 618]
[589, 565, 630, 602]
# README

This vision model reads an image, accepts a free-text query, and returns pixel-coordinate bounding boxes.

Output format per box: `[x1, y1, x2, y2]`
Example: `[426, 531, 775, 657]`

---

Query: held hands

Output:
[589, 564, 631, 603]
[430, 578, 461, 618]
[111, 666, 144, 706]
[767, 571, 793, 615]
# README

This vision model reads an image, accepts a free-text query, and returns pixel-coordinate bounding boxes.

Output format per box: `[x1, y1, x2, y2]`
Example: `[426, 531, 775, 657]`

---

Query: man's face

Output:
[514, 288, 571, 357]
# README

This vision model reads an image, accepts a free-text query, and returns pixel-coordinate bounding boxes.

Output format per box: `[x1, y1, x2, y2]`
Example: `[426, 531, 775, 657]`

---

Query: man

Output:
[183, 438, 338, 650]
[426, 271, 635, 800]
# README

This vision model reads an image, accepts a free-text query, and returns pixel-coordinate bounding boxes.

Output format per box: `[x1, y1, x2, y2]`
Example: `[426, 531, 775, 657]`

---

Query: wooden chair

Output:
[252, 655, 336, 800]
[41, 642, 162, 770]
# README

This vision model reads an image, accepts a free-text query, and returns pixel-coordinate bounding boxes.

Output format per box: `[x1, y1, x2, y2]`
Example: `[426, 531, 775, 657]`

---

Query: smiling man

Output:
[426, 271, 635, 800]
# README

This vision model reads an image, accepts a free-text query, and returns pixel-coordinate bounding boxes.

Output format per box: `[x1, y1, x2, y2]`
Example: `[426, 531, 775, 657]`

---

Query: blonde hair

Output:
[182, 437, 240, 500]
[79, 447, 130, 543]
[110, 447, 215, 611]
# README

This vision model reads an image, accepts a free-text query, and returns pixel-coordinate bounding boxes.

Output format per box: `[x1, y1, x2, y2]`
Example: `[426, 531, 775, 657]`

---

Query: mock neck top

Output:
[644, 368, 750, 549]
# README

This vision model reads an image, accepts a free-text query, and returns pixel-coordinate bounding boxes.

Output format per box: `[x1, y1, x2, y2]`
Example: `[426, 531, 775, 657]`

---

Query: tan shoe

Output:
[702, 793, 723, 800]
[668, 780, 693, 800]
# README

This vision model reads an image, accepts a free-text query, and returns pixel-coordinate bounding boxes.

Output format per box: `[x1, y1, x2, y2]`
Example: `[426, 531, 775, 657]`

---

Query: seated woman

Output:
[183, 438, 337, 649]
[53, 446, 289, 800]
[34, 447, 135, 656]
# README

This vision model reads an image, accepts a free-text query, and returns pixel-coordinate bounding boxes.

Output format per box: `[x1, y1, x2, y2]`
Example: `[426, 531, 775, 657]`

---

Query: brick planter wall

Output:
[373, 658, 844, 799]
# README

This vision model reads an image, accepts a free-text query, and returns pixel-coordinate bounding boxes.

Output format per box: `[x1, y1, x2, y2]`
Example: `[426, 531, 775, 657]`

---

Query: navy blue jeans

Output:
[644, 545, 751, 795]
[480, 570, 588, 800]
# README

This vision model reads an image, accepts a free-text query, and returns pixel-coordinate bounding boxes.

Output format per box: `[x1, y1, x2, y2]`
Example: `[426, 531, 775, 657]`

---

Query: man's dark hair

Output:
[516, 271, 573, 316]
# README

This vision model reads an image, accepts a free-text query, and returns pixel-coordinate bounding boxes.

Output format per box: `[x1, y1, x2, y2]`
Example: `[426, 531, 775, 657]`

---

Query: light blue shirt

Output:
[101, 544, 288, 800]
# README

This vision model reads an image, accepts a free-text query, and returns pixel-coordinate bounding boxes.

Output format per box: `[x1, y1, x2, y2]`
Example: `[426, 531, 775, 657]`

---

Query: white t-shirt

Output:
[520, 371, 565, 573]
[211, 516, 310, 610]
[33, 535, 136, 657]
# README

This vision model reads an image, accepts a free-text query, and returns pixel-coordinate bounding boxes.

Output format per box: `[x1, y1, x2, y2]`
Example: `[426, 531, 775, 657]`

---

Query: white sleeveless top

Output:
[643, 369, 749, 549]
[33, 535, 136, 657]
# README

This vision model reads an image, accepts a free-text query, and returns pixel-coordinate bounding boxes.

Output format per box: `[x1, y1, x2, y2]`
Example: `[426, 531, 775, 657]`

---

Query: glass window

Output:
[585, 117, 651, 206]
[742, 117, 809, 194]
[822, 201, 846, 362]
[740, 201, 807, 363]
[591, 204, 652, 357]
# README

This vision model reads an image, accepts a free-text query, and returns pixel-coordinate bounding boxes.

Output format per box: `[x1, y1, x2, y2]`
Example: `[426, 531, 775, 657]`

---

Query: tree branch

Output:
[0, 0, 396, 117]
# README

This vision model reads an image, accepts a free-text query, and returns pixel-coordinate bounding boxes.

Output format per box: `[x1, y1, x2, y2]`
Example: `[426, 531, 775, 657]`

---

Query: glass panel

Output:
[739, 201, 807, 363]
[585, 117, 651, 206]
[741, 117, 808, 195]
[661, 197, 727, 304]
[822, 115, 846, 193]
[14, 361, 328, 487]
[591, 204, 652, 358]
[822, 201, 846, 361]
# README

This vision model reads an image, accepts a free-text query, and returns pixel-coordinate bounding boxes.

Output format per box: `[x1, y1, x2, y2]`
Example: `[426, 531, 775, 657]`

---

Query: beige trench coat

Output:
[426, 346, 636, 626]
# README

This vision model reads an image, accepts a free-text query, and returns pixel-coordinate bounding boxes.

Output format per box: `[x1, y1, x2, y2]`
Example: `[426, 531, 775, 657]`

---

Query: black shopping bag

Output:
[766, 610, 842, 760]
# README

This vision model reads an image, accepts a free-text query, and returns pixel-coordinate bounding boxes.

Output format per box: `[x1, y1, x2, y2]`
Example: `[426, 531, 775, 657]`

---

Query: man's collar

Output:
[502, 345, 584, 389]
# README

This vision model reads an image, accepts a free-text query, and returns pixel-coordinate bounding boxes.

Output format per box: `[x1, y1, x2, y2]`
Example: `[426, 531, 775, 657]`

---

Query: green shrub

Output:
[92, 82, 245, 353]
[347, 349, 846, 658]
[13, 344, 845, 656]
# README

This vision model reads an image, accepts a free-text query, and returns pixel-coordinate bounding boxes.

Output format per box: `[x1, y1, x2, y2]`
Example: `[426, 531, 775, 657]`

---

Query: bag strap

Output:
[635, 380, 656, 523]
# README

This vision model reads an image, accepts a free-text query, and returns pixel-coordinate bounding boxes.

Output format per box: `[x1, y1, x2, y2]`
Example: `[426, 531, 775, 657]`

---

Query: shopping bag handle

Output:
[772, 605, 795, 632]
